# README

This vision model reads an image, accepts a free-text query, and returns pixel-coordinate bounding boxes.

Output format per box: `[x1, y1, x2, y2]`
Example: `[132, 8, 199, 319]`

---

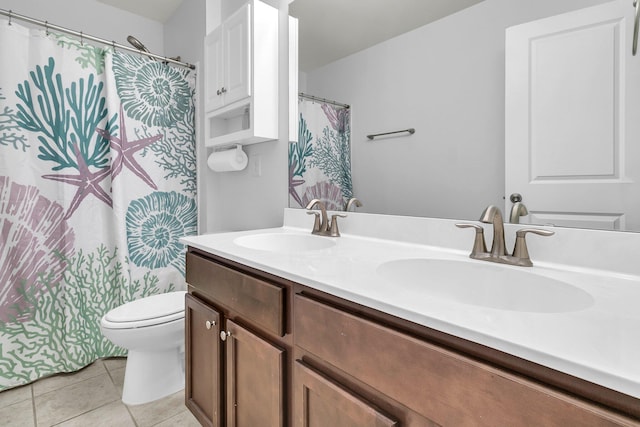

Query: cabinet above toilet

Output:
[203, 0, 279, 149]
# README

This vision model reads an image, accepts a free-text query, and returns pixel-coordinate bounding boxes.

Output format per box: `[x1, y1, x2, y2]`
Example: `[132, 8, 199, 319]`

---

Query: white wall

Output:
[164, 0, 206, 232]
[0, 0, 164, 53]
[202, 0, 290, 232]
[1, 0, 289, 234]
[9, 0, 600, 230]
[164, 0, 204, 65]
[304, 0, 609, 221]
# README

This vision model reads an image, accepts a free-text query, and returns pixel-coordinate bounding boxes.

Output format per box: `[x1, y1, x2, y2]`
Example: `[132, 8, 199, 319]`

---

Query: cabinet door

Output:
[295, 295, 634, 426]
[294, 360, 398, 427]
[224, 319, 284, 427]
[185, 294, 222, 427]
[223, 3, 252, 105]
[204, 27, 225, 112]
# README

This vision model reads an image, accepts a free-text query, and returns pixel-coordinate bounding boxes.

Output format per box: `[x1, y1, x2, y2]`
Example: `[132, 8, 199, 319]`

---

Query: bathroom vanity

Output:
[182, 210, 640, 426]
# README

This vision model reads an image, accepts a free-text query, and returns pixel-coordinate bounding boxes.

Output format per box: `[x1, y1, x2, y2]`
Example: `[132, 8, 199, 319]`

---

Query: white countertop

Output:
[181, 210, 640, 399]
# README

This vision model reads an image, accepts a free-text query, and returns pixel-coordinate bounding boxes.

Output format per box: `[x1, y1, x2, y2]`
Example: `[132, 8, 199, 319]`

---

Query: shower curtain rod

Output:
[0, 8, 195, 70]
[299, 92, 350, 109]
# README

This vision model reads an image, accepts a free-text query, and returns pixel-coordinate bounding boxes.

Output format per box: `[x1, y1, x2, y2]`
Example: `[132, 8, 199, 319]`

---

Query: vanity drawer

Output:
[186, 252, 285, 337]
[294, 294, 633, 427]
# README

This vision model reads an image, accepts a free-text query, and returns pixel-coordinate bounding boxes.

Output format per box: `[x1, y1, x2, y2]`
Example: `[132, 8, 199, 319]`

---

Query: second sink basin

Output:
[234, 232, 336, 253]
[376, 258, 594, 313]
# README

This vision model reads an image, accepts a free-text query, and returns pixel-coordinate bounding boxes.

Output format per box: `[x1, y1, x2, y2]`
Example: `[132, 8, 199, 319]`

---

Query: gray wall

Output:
[164, 0, 205, 65]
[4, 0, 607, 230]
[164, 0, 207, 232]
[0, 0, 290, 234]
[0, 0, 164, 52]
[303, 0, 609, 221]
[202, 0, 290, 233]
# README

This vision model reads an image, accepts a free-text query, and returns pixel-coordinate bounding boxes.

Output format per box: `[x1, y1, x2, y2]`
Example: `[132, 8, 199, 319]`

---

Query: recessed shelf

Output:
[206, 103, 250, 140]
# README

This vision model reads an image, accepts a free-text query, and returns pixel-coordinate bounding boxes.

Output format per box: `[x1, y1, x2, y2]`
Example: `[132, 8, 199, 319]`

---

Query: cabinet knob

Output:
[205, 320, 216, 330]
[216, 89, 221, 95]
[220, 330, 231, 341]
[220, 87, 227, 94]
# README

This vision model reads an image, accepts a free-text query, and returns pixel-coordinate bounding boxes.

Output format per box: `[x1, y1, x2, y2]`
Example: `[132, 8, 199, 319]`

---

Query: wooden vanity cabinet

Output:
[184, 251, 288, 427]
[293, 294, 639, 427]
[184, 247, 640, 426]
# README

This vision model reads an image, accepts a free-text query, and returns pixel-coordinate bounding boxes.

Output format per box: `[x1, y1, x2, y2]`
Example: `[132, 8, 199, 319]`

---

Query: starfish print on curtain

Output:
[0, 22, 197, 392]
[42, 143, 112, 220]
[95, 105, 163, 189]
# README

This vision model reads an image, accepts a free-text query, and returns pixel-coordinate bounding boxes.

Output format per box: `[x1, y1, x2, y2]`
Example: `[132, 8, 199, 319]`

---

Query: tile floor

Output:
[0, 358, 200, 427]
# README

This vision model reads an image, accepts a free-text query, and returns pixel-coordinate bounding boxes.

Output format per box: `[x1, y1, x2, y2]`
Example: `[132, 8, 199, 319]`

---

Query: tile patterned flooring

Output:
[0, 358, 200, 427]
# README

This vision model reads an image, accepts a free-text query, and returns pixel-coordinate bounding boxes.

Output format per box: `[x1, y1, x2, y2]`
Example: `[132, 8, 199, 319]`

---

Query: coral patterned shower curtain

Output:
[0, 20, 197, 390]
[289, 99, 352, 210]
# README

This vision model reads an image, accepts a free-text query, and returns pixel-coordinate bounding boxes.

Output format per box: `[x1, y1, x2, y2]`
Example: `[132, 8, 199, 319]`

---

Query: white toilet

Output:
[100, 290, 187, 405]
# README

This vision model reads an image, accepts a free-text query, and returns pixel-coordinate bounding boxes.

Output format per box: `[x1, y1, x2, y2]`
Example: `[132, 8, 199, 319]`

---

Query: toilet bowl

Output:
[100, 290, 187, 405]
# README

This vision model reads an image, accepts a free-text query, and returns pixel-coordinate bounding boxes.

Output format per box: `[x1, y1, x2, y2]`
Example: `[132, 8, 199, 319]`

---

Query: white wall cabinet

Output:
[204, 5, 251, 112]
[204, 0, 278, 149]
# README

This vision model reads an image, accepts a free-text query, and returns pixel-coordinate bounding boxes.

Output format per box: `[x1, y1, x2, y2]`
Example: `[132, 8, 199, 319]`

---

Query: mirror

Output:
[289, 0, 640, 232]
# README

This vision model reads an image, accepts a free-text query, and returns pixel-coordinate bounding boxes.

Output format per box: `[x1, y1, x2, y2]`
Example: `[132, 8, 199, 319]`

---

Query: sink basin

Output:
[233, 233, 336, 253]
[376, 259, 594, 313]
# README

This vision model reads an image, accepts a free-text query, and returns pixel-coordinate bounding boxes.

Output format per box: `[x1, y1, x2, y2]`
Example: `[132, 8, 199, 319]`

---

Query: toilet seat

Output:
[102, 291, 186, 329]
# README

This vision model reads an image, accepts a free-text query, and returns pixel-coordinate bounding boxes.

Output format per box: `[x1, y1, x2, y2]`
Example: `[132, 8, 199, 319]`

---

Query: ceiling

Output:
[97, 0, 184, 23]
[98, 0, 484, 70]
[289, 0, 484, 72]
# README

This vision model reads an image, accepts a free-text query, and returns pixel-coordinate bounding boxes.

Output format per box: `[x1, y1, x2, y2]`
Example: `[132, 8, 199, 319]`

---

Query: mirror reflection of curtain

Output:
[289, 99, 352, 210]
[0, 20, 196, 390]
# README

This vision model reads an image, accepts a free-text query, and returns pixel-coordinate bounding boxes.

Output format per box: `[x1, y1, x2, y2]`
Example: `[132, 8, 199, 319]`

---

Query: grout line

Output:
[26, 363, 184, 427]
[103, 360, 139, 426]
[37, 373, 121, 426]
[104, 364, 118, 387]
[30, 385, 37, 427]
[48, 400, 124, 427]
[125, 404, 140, 427]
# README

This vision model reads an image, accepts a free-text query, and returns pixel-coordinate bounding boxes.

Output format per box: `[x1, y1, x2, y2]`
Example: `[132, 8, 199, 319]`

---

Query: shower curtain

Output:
[289, 98, 352, 210]
[0, 20, 197, 390]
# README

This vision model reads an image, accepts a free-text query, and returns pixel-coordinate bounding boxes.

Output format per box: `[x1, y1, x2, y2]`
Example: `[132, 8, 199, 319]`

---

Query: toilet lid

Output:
[104, 291, 186, 327]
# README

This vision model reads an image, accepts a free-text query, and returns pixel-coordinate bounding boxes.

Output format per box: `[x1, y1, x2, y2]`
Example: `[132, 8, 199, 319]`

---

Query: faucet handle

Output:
[455, 223, 488, 259]
[306, 211, 321, 233]
[306, 199, 329, 233]
[305, 198, 327, 211]
[329, 214, 347, 237]
[512, 228, 555, 267]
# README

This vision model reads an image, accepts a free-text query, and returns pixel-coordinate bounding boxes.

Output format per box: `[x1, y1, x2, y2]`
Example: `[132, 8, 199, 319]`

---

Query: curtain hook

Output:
[45, 20, 49, 36]
[80, 31, 83, 46]
[112, 40, 116, 52]
[8, 10, 12, 26]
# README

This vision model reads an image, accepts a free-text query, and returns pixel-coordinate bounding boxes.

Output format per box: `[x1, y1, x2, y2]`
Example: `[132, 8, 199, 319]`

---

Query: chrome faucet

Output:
[306, 199, 346, 237]
[345, 197, 362, 212]
[456, 205, 554, 267]
[509, 193, 528, 224]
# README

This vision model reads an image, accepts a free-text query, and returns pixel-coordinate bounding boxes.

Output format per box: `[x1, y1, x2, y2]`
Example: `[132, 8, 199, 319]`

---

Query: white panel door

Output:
[505, 0, 640, 231]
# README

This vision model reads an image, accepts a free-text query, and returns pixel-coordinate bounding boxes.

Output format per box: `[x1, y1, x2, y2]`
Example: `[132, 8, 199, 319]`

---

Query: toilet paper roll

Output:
[207, 145, 248, 172]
